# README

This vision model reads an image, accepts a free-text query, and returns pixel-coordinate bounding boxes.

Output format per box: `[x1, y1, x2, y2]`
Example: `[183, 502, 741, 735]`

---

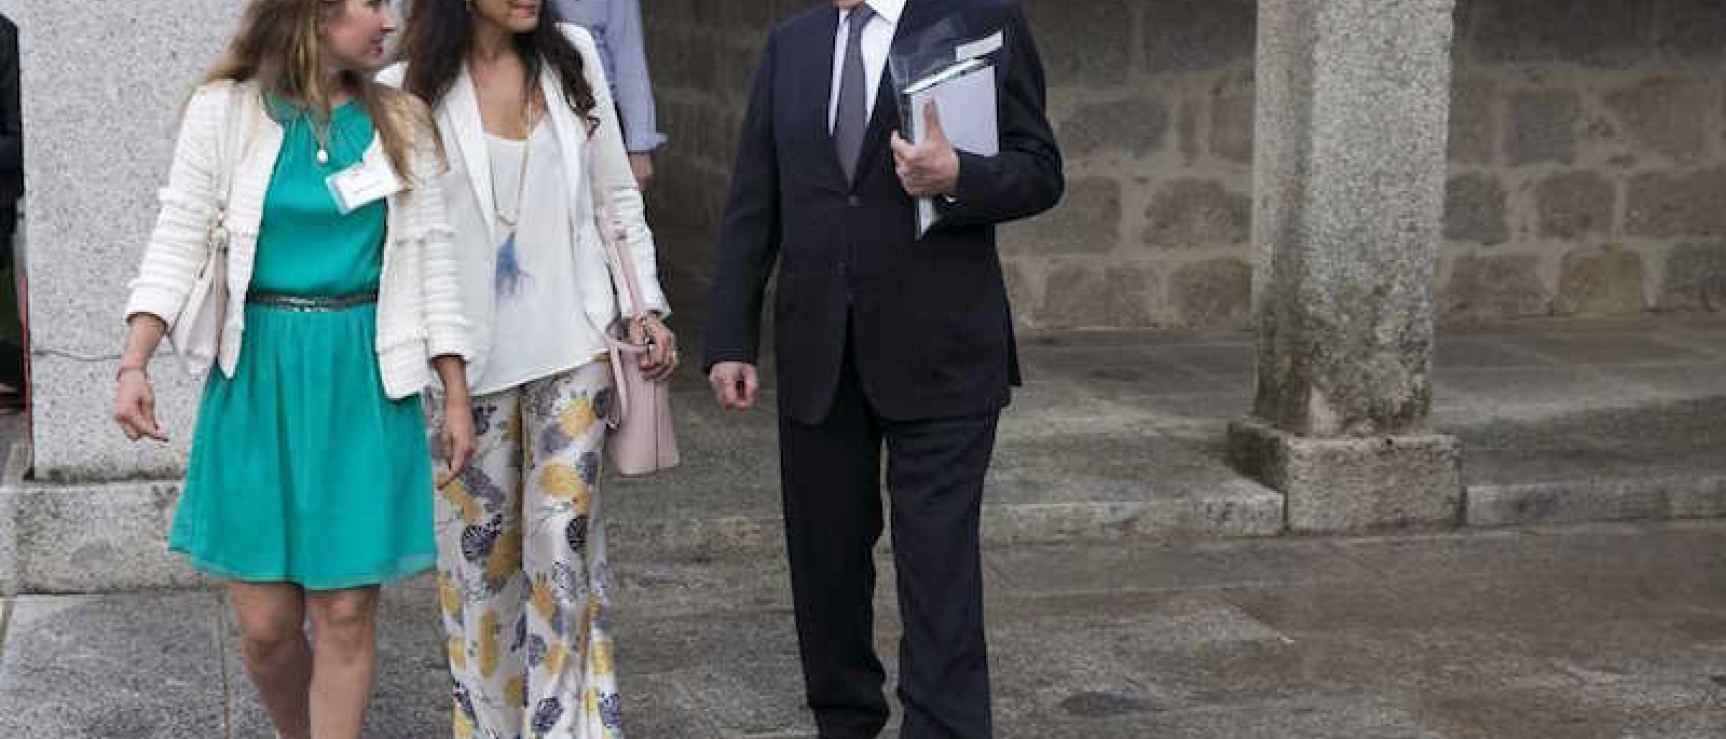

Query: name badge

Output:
[326, 157, 404, 214]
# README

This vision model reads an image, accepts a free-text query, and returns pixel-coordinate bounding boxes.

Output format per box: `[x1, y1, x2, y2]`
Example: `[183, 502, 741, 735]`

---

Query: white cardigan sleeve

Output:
[564, 24, 671, 318]
[124, 82, 230, 325]
[403, 114, 471, 362]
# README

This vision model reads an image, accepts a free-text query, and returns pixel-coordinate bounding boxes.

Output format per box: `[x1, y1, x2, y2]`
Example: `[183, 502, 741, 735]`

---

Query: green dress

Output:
[170, 97, 436, 590]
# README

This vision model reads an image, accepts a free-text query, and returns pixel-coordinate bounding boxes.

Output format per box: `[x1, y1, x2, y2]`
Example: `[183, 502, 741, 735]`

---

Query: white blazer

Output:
[124, 79, 472, 399]
[378, 24, 670, 389]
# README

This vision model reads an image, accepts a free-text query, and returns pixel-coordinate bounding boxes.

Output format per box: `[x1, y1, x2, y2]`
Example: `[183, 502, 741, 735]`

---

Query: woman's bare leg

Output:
[229, 582, 313, 739]
[304, 587, 381, 739]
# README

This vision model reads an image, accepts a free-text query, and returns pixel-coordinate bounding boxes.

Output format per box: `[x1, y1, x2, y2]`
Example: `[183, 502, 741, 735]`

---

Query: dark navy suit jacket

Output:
[704, 0, 1063, 424]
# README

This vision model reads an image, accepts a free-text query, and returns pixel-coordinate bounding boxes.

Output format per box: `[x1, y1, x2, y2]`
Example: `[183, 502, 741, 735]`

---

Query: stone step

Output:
[607, 482, 1285, 561]
[603, 368, 1284, 560]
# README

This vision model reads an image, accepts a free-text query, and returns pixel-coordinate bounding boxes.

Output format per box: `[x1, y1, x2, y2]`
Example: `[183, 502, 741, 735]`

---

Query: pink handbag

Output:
[593, 191, 679, 476]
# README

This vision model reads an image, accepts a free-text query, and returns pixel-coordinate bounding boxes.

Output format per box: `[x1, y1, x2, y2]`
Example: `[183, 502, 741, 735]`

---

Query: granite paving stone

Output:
[0, 592, 226, 738]
[7, 522, 1726, 736]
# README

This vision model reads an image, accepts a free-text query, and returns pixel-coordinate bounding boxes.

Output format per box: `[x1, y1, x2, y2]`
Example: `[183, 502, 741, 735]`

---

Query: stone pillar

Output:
[1227, 0, 1464, 533]
[5, 0, 240, 591]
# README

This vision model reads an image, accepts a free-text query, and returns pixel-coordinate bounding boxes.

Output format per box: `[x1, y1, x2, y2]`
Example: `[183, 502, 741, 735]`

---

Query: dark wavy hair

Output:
[397, 0, 598, 129]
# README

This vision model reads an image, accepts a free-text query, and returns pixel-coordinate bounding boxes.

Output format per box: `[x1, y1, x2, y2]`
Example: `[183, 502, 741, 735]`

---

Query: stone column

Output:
[6, 0, 241, 591]
[1227, 0, 1464, 533]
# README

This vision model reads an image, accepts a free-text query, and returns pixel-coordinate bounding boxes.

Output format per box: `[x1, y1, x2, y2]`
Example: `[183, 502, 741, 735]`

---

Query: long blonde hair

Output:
[202, 0, 425, 185]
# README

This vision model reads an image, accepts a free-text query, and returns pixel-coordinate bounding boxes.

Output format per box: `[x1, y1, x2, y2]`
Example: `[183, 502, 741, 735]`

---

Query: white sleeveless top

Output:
[474, 121, 608, 395]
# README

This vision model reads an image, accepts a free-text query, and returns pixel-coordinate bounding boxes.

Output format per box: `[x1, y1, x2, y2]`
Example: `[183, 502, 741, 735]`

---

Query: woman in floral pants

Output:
[387, 0, 677, 735]
[429, 362, 630, 736]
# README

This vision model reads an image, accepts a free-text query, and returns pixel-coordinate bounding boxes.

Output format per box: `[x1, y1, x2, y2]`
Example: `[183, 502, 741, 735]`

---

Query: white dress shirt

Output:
[827, 0, 906, 133]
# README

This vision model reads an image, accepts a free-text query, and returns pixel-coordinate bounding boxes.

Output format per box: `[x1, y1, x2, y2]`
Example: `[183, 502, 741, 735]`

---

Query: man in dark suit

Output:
[0, 13, 22, 400]
[0, 14, 17, 256]
[703, 0, 1062, 736]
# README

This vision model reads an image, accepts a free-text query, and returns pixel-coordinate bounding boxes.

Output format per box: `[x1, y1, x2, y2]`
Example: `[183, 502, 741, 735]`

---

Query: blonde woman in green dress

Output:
[112, 1, 476, 737]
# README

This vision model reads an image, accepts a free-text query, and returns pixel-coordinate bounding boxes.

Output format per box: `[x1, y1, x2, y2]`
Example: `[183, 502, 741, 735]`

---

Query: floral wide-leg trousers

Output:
[426, 361, 623, 739]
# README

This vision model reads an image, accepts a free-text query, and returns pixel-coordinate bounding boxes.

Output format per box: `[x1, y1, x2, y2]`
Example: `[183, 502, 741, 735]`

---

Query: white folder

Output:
[904, 59, 998, 238]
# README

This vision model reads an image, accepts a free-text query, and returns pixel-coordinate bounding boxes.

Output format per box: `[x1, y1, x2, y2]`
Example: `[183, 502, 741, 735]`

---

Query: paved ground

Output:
[3, 520, 1726, 737]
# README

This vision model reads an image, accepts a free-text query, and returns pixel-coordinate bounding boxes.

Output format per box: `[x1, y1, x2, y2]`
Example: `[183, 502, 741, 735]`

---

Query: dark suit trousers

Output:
[0, 203, 13, 271]
[779, 327, 1000, 739]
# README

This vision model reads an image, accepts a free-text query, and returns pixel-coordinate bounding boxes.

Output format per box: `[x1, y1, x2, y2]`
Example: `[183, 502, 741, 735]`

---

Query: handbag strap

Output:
[603, 194, 650, 321]
[214, 83, 244, 231]
[590, 183, 652, 427]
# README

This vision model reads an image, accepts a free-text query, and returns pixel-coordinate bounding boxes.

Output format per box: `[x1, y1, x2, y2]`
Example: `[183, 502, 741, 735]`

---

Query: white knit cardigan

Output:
[124, 80, 472, 399]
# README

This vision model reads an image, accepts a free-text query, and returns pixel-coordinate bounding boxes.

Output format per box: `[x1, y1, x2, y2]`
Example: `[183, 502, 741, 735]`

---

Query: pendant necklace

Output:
[494, 95, 536, 296]
[310, 116, 332, 166]
[302, 101, 337, 166]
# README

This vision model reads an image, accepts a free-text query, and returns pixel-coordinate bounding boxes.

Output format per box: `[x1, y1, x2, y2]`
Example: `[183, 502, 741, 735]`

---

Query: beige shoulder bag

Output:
[168, 85, 246, 376]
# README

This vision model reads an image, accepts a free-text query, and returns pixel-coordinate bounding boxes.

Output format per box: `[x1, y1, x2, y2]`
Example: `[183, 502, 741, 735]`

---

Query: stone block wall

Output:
[1004, 0, 1258, 330]
[643, 0, 805, 272]
[644, 0, 1726, 329]
[647, 0, 1259, 330]
[1443, 0, 1726, 320]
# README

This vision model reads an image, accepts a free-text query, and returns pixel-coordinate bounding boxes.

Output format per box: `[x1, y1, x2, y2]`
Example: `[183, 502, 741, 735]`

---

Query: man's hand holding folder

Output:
[890, 101, 961, 199]
[888, 54, 1001, 238]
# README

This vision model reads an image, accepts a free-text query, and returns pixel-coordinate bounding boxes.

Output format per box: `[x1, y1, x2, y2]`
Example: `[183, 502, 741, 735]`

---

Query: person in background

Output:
[0, 13, 22, 411]
[549, 0, 664, 189]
